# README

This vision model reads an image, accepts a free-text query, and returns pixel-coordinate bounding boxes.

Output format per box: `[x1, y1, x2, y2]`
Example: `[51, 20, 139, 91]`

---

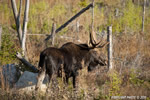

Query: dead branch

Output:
[16, 52, 39, 73]
[45, 3, 93, 41]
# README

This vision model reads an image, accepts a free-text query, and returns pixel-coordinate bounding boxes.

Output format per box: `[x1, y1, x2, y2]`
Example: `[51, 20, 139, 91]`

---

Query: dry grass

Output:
[0, 0, 150, 99]
[1, 31, 147, 100]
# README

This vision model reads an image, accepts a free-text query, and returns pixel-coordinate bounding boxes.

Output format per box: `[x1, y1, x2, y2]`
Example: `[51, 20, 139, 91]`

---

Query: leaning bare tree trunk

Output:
[22, 0, 30, 56]
[45, 3, 93, 41]
[107, 26, 113, 70]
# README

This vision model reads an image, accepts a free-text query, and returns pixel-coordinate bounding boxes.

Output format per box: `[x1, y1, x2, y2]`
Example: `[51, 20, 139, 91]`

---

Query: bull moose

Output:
[35, 31, 108, 91]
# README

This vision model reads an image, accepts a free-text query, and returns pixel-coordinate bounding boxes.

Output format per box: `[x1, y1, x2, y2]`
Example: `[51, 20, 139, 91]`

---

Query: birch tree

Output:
[11, 0, 30, 57]
[11, 0, 38, 72]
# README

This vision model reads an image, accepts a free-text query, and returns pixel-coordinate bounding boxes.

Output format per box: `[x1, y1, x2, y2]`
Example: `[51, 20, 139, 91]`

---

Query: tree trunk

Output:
[76, 20, 79, 40]
[107, 26, 113, 70]
[51, 23, 56, 46]
[11, 0, 22, 45]
[22, 0, 30, 56]
[11, 0, 32, 70]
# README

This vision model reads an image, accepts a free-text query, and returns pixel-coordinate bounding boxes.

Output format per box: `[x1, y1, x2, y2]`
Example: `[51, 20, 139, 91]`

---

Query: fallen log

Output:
[16, 52, 39, 73]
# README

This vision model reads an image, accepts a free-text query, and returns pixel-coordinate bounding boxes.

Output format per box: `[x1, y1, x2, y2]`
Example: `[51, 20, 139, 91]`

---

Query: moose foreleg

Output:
[73, 75, 76, 88]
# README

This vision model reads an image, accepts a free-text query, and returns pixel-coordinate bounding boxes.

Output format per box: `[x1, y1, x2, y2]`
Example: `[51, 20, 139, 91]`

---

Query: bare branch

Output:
[45, 23, 56, 42]
[45, 3, 93, 41]
[11, 0, 22, 44]
[11, 0, 18, 21]
[16, 52, 39, 73]
[17, 0, 23, 39]
[22, 0, 30, 56]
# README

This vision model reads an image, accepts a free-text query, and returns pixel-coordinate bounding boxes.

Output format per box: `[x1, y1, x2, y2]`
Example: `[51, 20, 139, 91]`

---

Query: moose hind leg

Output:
[46, 72, 53, 93]
[35, 70, 46, 91]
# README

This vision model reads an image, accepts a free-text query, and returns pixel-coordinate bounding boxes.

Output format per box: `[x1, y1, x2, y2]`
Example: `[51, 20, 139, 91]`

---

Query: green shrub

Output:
[0, 27, 19, 65]
[109, 71, 122, 97]
[0, 3, 13, 25]
[49, 4, 66, 18]
[29, 2, 67, 34]
[106, 1, 142, 34]
[29, 1, 49, 33]
[79, 0, 88, 7]
[129, 68, 144, 86]
[122, 1, 142, 32]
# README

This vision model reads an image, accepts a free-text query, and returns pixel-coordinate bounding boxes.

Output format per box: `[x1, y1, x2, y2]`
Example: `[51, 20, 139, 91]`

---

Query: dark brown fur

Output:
[35, 42, 107, 91]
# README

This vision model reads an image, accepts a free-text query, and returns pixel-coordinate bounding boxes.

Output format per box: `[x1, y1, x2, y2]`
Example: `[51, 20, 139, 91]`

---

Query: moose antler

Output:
[89, 28, 109, 49]
[89, 30, 101, 47]
[78, 26, 108, 50]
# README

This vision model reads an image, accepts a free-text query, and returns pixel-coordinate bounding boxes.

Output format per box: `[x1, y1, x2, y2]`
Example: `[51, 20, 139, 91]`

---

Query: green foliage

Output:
[40, 20, 50, 33]
[67, 79, 73, 91]
[59, 27, 68, 36]
[30, 1, 49, 15]
[122, 1, 142, 31]
[29, 1, 49, 33]
[78, 89, 85, 100]
[0, 3, 13, 25]
[109, 71, 122, 97]
[108, 12, 113, 26]
[0, 3, 9, 14]
[79, 0, 88, 7]
[11, 24, 17, 31]
[95, 87, 107, 100]
[49, 4, 66, 18]
[57, 78, 65, 90]
[28, 18, 39, 33]
[72, 7, 78, 14]
[129, 69, 144, 86]
[94, 5, 105, 24]
[106, 1, 142, 34]
[29, 1, 67, 34]
[146, 97, 150, 100]
[0, 27, 19, 65]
